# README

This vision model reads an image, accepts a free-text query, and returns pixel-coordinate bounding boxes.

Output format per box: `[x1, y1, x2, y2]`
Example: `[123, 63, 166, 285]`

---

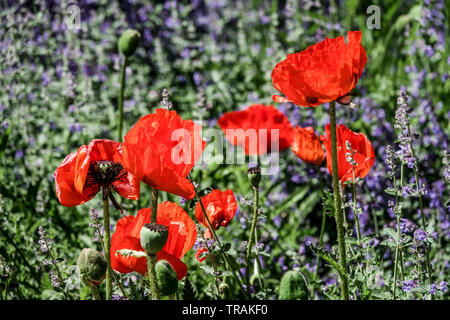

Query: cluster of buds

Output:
[345, 140, 358, 167]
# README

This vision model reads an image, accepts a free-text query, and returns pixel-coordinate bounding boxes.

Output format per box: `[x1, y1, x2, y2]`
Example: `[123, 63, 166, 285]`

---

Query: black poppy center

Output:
[89, 160, 126, 186]
[84, 160, 127, 197]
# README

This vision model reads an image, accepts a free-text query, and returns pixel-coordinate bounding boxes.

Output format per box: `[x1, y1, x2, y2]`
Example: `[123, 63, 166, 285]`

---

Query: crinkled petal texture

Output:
[320, 124, 375, 183]
[195, 189, 238, 233]
[271, 30, 367, 107]
[218, 104, 294, 155]
[122, 109, 206, 200]
[54, 139, 140, 207]
[111, 201, 197, 280]
[291, 127, 325, 165]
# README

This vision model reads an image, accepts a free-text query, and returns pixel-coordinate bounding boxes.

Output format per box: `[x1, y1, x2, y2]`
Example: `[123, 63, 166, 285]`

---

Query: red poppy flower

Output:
[320, 124, 375, 183]
[195, 189, 237, 238]
[54, 139, 140, 207]
[110, 201, 197, 280]
[218, 104, 294, 155]
[122, 108, 206, 200]
[271, 30, 367, 107]
[291, 126, 325, 165]
[196, 247, 208, 263]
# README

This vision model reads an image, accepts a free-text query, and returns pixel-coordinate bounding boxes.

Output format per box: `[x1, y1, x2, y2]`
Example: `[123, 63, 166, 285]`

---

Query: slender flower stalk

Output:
[351, 172, 362, 246]
[117, 55, 128, 142]
[102, 187, 112, 300]
[92, 215, 129, 299]
[328, 101, 349, 300]
[407, 124, 433, 286]
[87, 281, 101, 300]
[191, 179, 249, 299]
[146, 254, 160, 300]
[245, 184, 259, 294]
[147, 188, 161, 299]
[392, 168, 403, 299]
[312, 166, 326, 299]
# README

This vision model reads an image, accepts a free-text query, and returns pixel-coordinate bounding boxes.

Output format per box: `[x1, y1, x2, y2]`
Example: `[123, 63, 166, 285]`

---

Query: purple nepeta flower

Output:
[402, 280, 418, 292]
[15, 150, 24, 159]
[439, 281, 447, 293]
[414, 229, 427, 242]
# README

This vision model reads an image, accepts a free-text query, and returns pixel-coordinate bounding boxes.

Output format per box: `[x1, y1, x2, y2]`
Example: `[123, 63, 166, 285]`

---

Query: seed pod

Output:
[76, 248, 107, 285]
[118, 29, 141, 57]
[279, 270, 308, 300]
[140, 223, 168, 255]
[155, 260, 178, 296]
[247, 167, 262, 188]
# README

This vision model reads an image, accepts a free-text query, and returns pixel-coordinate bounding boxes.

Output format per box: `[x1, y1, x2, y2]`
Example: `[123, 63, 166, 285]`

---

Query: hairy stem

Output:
[329, 101, 349, 300]
[87, 281, 101, 300]
[151, 188, 159, 224]
[352, 169, 362, 246]
[245, 185, 259, 294]
[102, 187, 112, 300]
[117, 55, 128, 142]
[146, 255, 161, 300]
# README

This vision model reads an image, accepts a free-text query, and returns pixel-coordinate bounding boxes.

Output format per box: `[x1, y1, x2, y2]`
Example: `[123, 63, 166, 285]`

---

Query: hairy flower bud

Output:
[76, 248, 107, 285]
[140, 223, 168, 255]
[155, 260, 178, 296]
[118, 29, 141, 57]
[247, 167, 261, 188]
[279, 270, 308, 300]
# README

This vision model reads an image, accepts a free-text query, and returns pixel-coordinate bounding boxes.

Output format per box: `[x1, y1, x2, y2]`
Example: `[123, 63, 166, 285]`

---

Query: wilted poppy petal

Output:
[196, 247, 208, 263]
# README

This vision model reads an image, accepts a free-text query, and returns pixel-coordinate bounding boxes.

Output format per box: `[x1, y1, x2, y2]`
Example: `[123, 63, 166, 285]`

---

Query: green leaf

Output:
[199, 265, 215, 275]
[309, 245, 344, 278]
[182, 277, 197, 300]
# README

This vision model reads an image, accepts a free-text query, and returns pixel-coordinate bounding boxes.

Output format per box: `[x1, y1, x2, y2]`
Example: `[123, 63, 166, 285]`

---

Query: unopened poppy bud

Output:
[155, 260, 178, 296]
[247, 167, 261, 188]
[140, 223, 168, 255]
[118, 29, 141, 57]
[219, 282, 230, 295]
[279, 270, 308, 300]
[76, 248, 107, 285]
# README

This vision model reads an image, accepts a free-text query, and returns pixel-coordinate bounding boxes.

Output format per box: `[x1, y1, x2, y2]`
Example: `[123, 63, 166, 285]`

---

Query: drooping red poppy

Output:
[195, 189, 237, 238]
[110, 201, 197, 280]
[271, 30, 367, 107]
[291, 126, 325, 165]
[218, 104, 294, 155]
[122, 108, 206, 200]
[54, 139, 140, 207]
[320, 124, 375, 183]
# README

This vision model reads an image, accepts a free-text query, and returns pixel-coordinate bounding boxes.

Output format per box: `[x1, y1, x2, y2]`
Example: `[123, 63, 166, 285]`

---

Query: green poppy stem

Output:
[87, 281, 101, 300]
[328, 101, 349, 300]
[117, 55, 128, 142]
[147, 188, 161, 299]
[151, 188, 159, 224]
[146, 254, 161, 300]
[245, 185, 259, 294]
[102, 187, 112, 300]
[351, 169, 362, 246]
